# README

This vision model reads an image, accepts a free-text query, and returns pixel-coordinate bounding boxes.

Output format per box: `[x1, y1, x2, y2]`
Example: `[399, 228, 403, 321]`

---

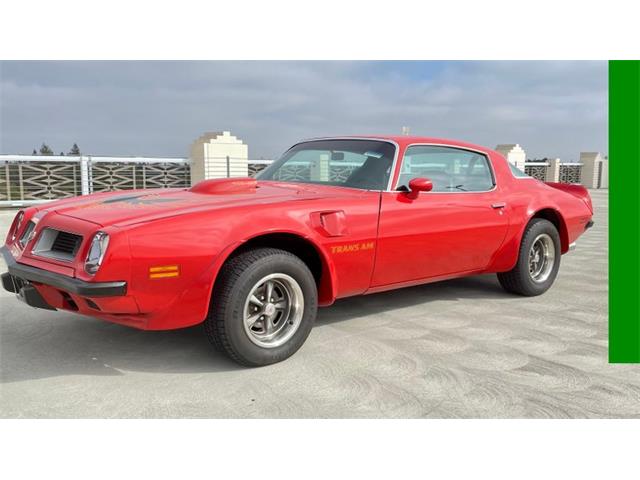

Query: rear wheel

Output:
[204, 247, 317, 366]
[497, 218, 561, 296]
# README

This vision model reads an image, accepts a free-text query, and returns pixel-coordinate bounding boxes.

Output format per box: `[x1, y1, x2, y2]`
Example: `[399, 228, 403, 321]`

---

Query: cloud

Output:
[0, 61, 607, 160]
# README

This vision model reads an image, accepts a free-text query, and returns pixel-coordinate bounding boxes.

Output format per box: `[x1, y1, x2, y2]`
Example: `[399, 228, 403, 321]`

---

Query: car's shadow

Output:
[1, 274, 507, 383]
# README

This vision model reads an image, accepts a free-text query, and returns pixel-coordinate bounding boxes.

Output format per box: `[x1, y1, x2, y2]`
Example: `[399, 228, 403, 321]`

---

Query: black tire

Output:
[204, 247, 318, 366]
[497, 218, 561, 296]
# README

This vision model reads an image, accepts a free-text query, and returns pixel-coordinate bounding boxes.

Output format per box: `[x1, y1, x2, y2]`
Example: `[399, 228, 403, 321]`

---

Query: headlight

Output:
[9, 211, 25, 242]
[85, 232, 110, 275]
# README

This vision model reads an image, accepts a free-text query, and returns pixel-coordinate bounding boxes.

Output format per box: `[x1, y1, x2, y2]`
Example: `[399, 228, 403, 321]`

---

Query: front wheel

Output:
[204, 247, 318, 366]
[497, 218, 561, 296]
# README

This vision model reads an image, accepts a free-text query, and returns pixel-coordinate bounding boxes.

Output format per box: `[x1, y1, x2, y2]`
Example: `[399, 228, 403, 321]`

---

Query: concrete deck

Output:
[2, 190, 637, 418]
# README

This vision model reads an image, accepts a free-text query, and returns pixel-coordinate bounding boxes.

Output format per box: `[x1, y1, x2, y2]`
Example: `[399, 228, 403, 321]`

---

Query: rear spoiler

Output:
[545, 182, 593, 213]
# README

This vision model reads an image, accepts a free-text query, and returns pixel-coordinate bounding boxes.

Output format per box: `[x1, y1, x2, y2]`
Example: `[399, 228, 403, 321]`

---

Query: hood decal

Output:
[102, 193, 181, 205]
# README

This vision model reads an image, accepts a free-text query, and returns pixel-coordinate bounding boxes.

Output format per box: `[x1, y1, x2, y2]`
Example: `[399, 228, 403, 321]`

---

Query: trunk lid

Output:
[545, 182, 593, 213]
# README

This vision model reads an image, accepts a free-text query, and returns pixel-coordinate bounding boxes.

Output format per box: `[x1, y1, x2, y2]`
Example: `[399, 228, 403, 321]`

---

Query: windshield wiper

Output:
[446, 184, 468, 191]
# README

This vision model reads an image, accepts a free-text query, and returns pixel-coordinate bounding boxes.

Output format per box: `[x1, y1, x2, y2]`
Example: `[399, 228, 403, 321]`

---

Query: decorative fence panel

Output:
[268, 161, 361, 183]
[524, 163, 548, 181]
[248, 160, 272, 177]
[1, 155, 273, 206]
[1, 157, 82, 203]
[329, 164, 360, 182]
[89, 160, 191, 192]
[0, 155, 191, 207]
[559, 164, 582, 184]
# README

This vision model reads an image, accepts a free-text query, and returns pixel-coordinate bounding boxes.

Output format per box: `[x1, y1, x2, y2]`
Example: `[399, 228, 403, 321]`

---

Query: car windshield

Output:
[256, 139, 396, 190]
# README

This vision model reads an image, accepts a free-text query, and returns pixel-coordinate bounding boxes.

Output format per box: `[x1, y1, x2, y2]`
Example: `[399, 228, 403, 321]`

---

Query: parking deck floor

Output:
[2, 190, 638, 418]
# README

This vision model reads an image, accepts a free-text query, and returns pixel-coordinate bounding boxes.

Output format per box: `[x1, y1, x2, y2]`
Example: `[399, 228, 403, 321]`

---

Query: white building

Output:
[495, 144, 527, 171]
[190, 131, 248, 183]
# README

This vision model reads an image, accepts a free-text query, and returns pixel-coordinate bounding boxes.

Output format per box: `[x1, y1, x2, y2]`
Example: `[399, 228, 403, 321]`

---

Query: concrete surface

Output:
[1, 190, 638, 418]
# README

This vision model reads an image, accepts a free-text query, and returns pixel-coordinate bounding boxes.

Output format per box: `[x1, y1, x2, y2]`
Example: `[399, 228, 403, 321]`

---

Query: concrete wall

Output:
[545, 158, 561, 182]
[600, 156, 609, 189]
[580, 152, 604, 189]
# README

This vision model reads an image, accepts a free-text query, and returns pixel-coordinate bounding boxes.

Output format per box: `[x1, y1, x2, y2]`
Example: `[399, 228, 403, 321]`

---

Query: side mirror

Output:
[406, 177, 433, 198]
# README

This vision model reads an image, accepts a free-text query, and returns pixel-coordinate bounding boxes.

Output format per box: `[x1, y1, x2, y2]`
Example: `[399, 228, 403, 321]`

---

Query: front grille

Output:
[32, 228, 83, 262]
[51, 231, 82, 256]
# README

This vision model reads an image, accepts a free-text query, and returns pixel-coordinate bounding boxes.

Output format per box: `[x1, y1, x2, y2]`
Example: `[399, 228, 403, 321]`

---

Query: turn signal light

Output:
[149, 265, 180, 279]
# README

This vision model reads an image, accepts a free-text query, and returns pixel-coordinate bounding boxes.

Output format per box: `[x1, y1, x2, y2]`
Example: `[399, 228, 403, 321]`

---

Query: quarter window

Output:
[508, 162, 530, 178]
[397, 146, 495, 192]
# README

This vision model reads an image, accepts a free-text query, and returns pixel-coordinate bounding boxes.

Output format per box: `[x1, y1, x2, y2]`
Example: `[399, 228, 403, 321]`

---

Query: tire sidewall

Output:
[223, 252, 317, 366]
[518, 219, 561, 295]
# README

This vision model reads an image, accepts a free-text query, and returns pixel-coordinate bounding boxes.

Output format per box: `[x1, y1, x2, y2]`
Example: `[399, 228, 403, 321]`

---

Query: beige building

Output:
[495, 144, 527, 171]
[579, 152, 608, 189]
[496, 143, 608, 189]
[190, 131, 248, 183]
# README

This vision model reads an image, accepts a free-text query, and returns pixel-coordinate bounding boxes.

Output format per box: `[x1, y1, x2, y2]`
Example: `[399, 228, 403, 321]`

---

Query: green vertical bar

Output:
[609, 60, 640, 363]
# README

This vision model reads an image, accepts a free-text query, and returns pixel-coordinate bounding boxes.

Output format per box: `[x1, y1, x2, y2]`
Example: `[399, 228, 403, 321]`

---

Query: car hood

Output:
[42, 178, 365, 228]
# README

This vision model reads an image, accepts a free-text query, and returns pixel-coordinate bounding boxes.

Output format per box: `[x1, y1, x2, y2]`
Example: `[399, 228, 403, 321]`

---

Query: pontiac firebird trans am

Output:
[2, 136, 594, 366]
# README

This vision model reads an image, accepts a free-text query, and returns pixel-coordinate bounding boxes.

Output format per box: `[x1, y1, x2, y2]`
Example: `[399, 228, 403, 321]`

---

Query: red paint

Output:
[3, 136, 593, 330]
[407, 177, 433, 197]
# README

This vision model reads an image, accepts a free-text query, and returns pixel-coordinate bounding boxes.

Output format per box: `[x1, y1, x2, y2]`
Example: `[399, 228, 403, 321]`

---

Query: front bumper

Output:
[1, 246, 127, 309]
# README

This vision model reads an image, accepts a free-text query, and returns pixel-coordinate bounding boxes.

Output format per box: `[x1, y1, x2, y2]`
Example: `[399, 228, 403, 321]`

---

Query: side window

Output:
[397, 146, 495, 192]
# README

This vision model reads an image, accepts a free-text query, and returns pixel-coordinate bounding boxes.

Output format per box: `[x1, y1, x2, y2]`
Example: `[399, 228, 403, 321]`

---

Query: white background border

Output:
[2, 1, 639, 479]
[1, 420, 639, 478]
[1, 0, 639, 59]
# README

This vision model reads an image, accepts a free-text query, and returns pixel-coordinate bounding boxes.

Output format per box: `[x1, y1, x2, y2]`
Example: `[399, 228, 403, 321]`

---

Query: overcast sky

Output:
[0, 61, 607, 161]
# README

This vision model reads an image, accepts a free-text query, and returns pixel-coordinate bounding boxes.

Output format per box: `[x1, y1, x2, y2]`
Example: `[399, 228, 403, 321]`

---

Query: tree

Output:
[68, 143, 81, 156]
[39, 143, 53, 155]
[60, 152, 65, 156]
[32, 149, 37, 155]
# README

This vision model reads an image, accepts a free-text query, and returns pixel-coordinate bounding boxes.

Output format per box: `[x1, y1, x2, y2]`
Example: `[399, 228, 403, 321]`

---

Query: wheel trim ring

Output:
[528, 233, 555, 283]
[242, 273, 304, 349]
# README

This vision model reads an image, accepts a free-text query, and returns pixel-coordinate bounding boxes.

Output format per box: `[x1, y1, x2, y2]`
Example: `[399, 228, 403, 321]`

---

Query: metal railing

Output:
[0, 154, 280, 207]
[0, 155, 191, 207]
[0, 153, 597, 208]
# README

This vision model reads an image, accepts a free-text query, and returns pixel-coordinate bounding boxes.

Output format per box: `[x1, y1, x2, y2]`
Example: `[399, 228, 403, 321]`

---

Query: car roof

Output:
[301, 135, 495, 154]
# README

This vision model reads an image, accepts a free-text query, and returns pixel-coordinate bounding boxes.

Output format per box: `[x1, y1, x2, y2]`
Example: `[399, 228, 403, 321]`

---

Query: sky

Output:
[0, 61, 607, 161]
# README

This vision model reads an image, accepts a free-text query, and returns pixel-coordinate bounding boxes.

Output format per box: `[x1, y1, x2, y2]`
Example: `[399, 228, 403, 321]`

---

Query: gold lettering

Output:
[330, 241, 375, 254]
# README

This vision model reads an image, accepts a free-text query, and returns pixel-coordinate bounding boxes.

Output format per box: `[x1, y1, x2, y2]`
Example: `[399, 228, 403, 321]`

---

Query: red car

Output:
[2, 136, 594, 366]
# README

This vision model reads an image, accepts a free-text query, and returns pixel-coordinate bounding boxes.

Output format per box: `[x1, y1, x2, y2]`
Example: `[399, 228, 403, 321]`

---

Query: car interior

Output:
[396, 153, 494, 192]
[344, 155, 393, 190]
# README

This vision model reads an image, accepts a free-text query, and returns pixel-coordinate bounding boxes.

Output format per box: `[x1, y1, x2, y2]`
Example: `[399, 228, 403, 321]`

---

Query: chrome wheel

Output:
[528, 233, 555, 283]
[243, 273, 304, 348]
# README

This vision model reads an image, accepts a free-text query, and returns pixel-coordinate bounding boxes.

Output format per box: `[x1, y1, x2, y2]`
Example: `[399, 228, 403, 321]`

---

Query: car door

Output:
[370, 145, 509, 287]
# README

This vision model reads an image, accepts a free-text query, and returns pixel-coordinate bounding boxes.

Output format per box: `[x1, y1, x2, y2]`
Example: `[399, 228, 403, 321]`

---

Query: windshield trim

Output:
[265, 137, 400, 192]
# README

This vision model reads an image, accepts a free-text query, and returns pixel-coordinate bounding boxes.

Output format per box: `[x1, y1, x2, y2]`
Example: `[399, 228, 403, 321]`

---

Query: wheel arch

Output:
[211, 231, 337, 307]
[529, 207, 569, 253]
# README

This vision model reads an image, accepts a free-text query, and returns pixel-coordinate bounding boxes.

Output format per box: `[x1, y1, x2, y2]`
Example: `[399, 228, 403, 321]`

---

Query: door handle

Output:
[491, 202, 506, 209]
